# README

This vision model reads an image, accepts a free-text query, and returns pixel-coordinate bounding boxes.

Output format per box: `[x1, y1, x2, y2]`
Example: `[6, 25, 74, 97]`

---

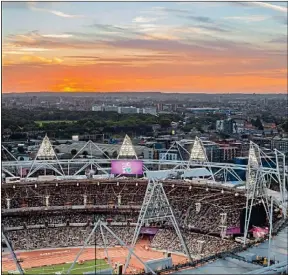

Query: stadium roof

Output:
[182, 168, 211, 178]
[55, 142, 151, 156]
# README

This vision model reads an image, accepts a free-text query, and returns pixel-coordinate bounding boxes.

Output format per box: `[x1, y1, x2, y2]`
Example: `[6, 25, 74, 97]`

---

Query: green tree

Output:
[159, 118, 171, 128]
[281, 120, 288, 133]
[252, 117, 264, 130]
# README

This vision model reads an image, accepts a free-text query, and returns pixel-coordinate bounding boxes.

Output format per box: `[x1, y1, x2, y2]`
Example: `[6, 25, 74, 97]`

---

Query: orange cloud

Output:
[2, 63, 286, 93]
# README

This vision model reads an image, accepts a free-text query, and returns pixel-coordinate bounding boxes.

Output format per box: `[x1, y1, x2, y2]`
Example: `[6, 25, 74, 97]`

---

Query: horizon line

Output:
[2, 91, 287, 95]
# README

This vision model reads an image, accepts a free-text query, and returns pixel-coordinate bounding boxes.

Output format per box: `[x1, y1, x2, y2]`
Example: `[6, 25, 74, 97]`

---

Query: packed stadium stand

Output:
[2, 179, 274, 259]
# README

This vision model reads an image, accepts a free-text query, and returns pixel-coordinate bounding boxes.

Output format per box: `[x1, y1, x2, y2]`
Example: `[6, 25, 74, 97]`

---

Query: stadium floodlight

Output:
[186, 137, 215, 182]
[117, 134, 138, 159]
[243, 141, 271, 245]
[26, 134, 64, 178]
[190, 137, 207, 162]
[36, 134, 57, 159]
[123, 178, 192, 274]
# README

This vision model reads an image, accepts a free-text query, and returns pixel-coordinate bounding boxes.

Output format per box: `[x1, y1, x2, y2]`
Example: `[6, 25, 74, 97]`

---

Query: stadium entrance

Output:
[139, 227, 159, 248]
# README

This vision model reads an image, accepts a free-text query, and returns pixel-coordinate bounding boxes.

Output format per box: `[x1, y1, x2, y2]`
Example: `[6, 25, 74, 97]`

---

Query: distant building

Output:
[92, 105, 102, 111]
[159, 149, 179, 161]
[251, 137, 272, 149]
[104, 105, 119, 112]
[219, 146, 238, 162]
[216, 118, 236, 134]
[233, 118, 246, 133]
[142, 107, 157, 116]
[119, 106, 139, 114]
[186, 107, 221, 114]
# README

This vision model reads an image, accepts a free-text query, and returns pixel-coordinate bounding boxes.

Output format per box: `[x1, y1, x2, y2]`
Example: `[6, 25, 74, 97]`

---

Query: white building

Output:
[142, 107, 157, 116]
[104, 105, 119, 112]
[119, 106, 139, 114]
[92, 105, 102, 111]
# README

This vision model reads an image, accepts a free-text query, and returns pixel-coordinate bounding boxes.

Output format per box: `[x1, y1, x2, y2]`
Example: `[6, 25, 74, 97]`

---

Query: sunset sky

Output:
[2, 1, 287, 93]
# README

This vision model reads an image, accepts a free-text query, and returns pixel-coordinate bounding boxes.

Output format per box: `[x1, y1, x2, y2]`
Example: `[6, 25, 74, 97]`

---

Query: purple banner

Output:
[140, 227, 159, 235]
[111, 160, 143, 175]
[226, 227, 241, 235]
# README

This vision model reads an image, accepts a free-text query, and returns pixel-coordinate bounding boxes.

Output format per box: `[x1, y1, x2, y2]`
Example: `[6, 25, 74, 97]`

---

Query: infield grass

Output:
[4, 259, 110, 275]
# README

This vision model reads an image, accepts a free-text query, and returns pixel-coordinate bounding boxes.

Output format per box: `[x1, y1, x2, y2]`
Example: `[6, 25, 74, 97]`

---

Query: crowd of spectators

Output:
[5, 224, 238, 258]
[2, 180, 250, 251]
[2, 212, 138, 228]
[151, 229, 238, 258]
[6, 226, 135, 251]
[184, 195, 245, 233]
[2, 181, 244, 210]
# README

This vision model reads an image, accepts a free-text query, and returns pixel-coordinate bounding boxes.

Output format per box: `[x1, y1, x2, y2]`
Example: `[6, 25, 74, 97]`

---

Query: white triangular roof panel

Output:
[36, 135, 56, 159]
[190, 137, 207, 162]
[118, 135, 137, 158]
[248, 143, 261, 169]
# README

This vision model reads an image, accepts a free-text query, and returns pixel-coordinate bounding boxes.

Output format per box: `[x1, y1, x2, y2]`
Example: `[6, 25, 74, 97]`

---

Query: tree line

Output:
[2, 108, 181, 140]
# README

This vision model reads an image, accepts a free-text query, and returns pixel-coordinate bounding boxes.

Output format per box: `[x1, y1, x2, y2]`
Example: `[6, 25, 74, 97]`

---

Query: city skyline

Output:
[2, 1, 287, 93]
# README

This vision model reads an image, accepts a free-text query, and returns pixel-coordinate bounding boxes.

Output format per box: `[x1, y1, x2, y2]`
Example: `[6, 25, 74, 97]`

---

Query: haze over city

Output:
[2, 1, 287, 94]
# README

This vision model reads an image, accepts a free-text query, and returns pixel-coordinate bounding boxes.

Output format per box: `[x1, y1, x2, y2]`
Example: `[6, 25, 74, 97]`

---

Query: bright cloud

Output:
[133, 16, 157, 23]
[42, 34, 74, 38]
[250, 2, 288, 13]
[224, 15, 268, 23]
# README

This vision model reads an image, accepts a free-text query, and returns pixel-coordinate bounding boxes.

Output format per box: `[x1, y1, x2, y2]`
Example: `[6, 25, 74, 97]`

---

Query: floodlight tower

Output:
[26, 134, 64, 178]
[275, 149, 287, 218]
[117, 134, 138, 159]
[187, 137, 215, 182]
[243, 142, 271, 245]
[123, 178, 192, 274]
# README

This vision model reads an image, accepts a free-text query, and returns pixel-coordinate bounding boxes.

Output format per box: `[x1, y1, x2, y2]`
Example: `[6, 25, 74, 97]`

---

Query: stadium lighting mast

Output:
[123, 178, 192, 274]
[243, 141, 271, 245]
[26, 134, 64, 178]
[275, 149, 287, 218]
[117, 134, 138, 159]
[186, 136, 215, 182]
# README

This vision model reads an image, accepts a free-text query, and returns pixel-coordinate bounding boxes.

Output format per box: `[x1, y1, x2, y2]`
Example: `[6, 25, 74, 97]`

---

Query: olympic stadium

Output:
[1, 135, 287, 275]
